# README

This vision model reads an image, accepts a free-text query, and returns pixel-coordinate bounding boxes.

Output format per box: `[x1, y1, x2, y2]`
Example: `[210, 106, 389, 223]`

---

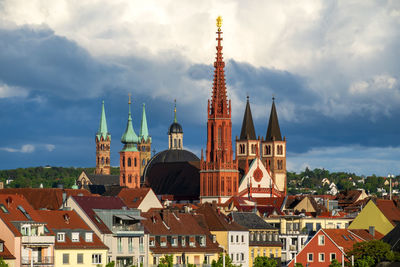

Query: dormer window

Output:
[149, 236, 155, 247]
[71, 232, 79, 242]
[189, 236, 195, 247]
[172, 236, 178, 247]
[0, 242, 4, 252]
[160, 236, 167, 247]
[181, 236, 186, 247]
[199, 236, 206, 247]
[85, 232, 93, 242]
[57, 232, 65, 242]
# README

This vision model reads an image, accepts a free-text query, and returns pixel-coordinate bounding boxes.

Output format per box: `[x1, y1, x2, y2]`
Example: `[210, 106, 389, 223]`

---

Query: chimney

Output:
[369, 226, 375, 237]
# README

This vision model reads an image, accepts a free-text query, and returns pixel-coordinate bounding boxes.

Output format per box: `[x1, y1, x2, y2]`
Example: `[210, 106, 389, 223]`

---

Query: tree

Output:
[253, 256, 277, 267]
[158, 255, 173, 267]
[105, 262, 115, 267]
[294, 263, 304, 267]
[211, 253, 240, 267]
[329, 259, 341, 267]
[0, 258, 8, 267]
[347, 240, 394, 266]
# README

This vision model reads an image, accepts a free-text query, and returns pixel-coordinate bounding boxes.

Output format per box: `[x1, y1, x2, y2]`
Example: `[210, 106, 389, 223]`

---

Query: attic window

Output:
[95, 215, 101, 223]
[133, 198, 138, 202]
[44, 226, 49, 233]
[189, 236, 195, 247]
[72, 232, 79, 242]
[348, 235, 354, 240]
[160, 236, 167, 247]
[17, 205, 32, 220]
[0, 242, 3, 252]
[342, 235, 348, 241]
[85, 232, 93, 242]
[0, 204, 8, 213]
[149, 236, 155, 247]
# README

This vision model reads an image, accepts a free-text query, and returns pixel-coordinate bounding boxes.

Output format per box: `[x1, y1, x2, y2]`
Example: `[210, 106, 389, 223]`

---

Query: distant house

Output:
[321, 178, 330, 186]
[348, 199, 400, 235]
[37, 210, 108, 267]
[65, 195, 148, 266]
[328, 183, 338, 196]
[0, 238, 15, 266]
[0, 194, 55, 267]
[117, 188, 162, 212]
[337, 189, 368, 209]
[230, 212, 281, 266]
[141, 209, 222, 265]
[77, 171, 119, 190]
[196, 203, 249, 267]
[287, 229, 381, 267]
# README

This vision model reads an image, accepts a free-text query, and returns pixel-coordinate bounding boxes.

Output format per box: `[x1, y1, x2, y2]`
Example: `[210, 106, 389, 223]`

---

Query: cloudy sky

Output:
[0, 0, 399, 176]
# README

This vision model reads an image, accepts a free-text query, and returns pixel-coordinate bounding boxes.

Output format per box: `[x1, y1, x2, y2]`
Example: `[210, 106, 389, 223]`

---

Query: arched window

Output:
[127, 158, 132, 167]
[134, 158, 137, 167]
[122, 156, 125, 167]
[251, 144, 255, 154]
[266, 145, 271, 155]
[122, 174, 126, 184]
[277, 160, 283, 170]
[101, 157, 104, 164]
[174, 139, 177, 148]
[277, 145, 283, 155]
[128, 175, 132, 183]
[142, 159, 146, 166]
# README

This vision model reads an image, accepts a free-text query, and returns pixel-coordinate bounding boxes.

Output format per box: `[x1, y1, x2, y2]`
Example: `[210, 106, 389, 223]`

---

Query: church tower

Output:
[200, 17, 239, 203]
[168, 101, 183, 150]
[236, 96, 260, 172]
[119, 95, 141, 188]
[261, 97, 287, 195]
[138, 103, 151, 177]
[95, 101, 111, 175]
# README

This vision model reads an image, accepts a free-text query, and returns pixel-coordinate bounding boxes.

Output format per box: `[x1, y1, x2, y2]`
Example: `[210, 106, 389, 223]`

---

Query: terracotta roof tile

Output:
[118, 188, 152, 209]
[71, 195, 126, 234]
[37, 210, 108, 250]
[0, 194, 53, 236]
[376, 199, 400, 226]
[349, 229, 384, 241]
[196, 203, 247, 231]
[0, 188, 91, 210]
[323, 229, 369, 252]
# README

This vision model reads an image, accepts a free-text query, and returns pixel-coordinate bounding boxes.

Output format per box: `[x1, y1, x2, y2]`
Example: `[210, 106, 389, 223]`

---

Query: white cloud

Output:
[45, 144, 55, 152]
[288, 145, 400, 176]
[0, 83, 28, 98]
[0, 144, 35, 153]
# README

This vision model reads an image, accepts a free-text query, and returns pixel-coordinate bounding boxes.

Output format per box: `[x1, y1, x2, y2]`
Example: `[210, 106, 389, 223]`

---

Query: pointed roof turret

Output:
[96, 100, 111, 141]
[139, 103, 150, 141]
[240, 96, 256, 140]
[121, 94, 139, 151]
[266, 97, 282, 141]
[210, 16, 230, 118]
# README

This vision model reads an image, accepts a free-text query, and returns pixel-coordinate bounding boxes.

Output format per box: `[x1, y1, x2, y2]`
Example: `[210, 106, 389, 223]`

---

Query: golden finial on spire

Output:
[216, 16, 222, 31]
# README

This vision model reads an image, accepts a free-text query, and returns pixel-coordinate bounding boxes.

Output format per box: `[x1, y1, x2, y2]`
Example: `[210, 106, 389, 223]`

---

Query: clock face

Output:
[254, 167, 263, 183]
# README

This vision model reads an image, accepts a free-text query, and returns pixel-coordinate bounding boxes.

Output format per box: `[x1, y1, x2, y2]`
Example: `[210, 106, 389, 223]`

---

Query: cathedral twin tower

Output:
[95, 97, 151, 188]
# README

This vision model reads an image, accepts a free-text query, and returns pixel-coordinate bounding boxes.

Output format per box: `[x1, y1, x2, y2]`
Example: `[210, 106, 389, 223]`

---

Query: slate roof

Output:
[196, 203, 247, 232]
[0, 194, 53, 237]
[0, 239, 15, 260]
[85, 174, 120, 186]
[382, 223, 400, 251]
[0, 188, 91, 210]
[240, 97, 256, 140]
[144, 161, 200, 198]
[375, 199, 400, 226]
[37, 210, 108, 250]
[230, 212, 276, 230]
[71, 195, 127, 234]
[265, 99, 282, 141]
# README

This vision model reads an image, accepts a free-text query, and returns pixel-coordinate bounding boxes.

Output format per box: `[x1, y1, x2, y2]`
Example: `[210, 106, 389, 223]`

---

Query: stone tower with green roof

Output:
[119, 95, 141, 188]
[95, 100, 111, 175]
[138, 103, 152, 177]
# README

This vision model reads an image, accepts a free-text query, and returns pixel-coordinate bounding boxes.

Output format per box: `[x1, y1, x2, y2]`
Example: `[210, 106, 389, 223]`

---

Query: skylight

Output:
[17, 205, 32, 220]
[342, 235, 348, 241]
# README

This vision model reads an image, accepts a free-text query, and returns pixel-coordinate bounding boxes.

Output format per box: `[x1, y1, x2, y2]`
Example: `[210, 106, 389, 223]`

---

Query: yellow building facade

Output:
[54, 249, 108, 267]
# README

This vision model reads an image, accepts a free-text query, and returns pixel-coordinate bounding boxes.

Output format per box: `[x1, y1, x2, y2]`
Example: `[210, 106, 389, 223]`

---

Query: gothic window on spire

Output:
[277, 160, 283, 170]
[251, 144, 256, 154]
[265, 145, 271, 155]
[277, 145, 283, 155]
[127, 158, 131, 167]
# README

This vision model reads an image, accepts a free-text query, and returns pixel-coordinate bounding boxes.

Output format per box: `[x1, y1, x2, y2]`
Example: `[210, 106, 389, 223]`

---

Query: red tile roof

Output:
[196, 203, 247, 231]
[71, 195, 126, 234]
[323, 229, 369, 252]
[0, 194, 53, 237]
[118, 188, 159, 209]
[142, 210, 222, 253]
[0, 239, 15, 260]
[349, 229, 384, 240]
[0, 188, 92, 210]
[37, 210, 108, 250]
[376, 199, 400, 226]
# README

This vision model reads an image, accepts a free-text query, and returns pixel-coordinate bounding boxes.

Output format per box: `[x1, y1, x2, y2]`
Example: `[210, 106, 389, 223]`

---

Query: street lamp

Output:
[388, 174, 394, 200]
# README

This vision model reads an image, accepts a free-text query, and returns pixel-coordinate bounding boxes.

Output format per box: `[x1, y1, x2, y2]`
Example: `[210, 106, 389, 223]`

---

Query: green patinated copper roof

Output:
[96, 100, 111, 141]
[121, 97, 138, 151]
[139, 103, 150, 141]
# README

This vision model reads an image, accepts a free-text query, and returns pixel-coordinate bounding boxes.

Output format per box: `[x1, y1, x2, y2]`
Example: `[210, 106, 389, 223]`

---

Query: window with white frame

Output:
[330, 253, 336, 261]
[85, 232, 93, 242]
[57, 232, 65, 242]
[189, 236, 195, 247]
[318, 235, 325, 245]
[199, 236, 206, 247]
[308, 253, 313, 262]
[160, 236, 167, 247]
[319, 253, 325, 262]
[117, 237, 122, 253]
[92, 254, 102, 264]
[181, 236, 186, 247]
[71, 232, 79, 242]
[149, 236, 155, 247]
[172, 236, 178, 247]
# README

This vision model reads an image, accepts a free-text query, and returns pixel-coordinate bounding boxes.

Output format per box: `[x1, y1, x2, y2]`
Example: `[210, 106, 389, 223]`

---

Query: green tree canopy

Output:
[253, 256, 277, 267]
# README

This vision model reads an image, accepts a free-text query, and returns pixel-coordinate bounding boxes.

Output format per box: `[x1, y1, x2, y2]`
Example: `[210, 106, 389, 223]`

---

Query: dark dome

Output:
[168, 122, 183, 134]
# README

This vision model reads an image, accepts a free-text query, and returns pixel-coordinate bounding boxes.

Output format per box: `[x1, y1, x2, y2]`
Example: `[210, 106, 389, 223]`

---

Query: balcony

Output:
[112, 224, 144, 236]
[21, 256, 54, 265]
[22, 235, 55, 245]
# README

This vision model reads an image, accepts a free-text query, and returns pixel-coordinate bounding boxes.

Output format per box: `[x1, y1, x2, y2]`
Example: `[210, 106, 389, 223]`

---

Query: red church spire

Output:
[209, 19, 230, 118]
